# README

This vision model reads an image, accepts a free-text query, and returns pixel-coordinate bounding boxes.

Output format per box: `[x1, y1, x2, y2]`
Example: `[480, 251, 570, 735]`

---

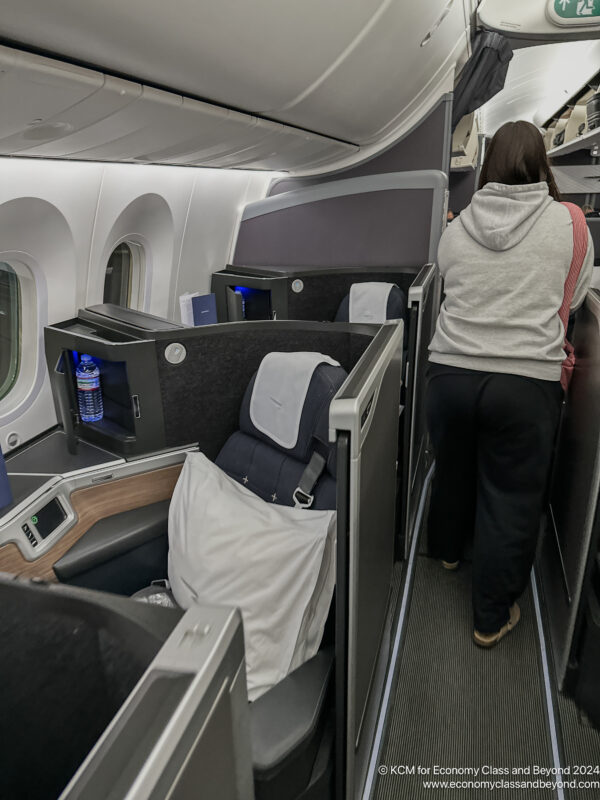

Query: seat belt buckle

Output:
[293, 487, 314, 509]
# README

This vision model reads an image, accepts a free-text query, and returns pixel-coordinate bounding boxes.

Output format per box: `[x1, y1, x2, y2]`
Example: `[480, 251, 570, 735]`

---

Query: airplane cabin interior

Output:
[0, 2, 600, 799]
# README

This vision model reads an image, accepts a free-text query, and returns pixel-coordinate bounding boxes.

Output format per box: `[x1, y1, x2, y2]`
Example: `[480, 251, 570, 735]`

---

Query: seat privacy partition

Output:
[330, 323, 403, 799]
[540, 291, 600, 694]
[401, 263, 438, 557]
[0, 577, 251, 800]
[152, 320, 404, 800]
[211, 169, 447, 329]
[211, 264, 420, 324]
[211, 169, 446, 562]
[45, 314, 373, 457]
[42, 313, 404, 800]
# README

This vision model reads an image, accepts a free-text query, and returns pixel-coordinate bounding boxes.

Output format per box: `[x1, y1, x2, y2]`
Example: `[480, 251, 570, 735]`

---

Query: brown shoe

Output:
[473, 603, 520, 648]
[442, 560, 460, 571]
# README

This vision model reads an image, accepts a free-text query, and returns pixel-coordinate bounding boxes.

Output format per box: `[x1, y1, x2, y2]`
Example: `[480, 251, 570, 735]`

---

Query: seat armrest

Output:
[251, 647, 333, 776]
[54, 500, 170, 581]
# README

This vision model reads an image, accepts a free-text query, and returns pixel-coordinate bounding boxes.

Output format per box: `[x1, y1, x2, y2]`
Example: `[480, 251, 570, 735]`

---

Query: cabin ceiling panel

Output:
[0, 0, 471, 148]
[479, 40, 600, 136]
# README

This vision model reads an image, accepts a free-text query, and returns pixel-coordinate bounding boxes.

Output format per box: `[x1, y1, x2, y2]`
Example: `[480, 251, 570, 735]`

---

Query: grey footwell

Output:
[374, 557, 556, 799]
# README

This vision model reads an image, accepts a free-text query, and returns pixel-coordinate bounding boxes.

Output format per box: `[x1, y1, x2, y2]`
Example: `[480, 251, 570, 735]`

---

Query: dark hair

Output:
[478, 120, 561, 201]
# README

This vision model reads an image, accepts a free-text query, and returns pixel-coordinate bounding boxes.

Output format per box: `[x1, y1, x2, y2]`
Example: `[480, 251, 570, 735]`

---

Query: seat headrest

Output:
[239, 352, 348, 464]
[335, 282, 406, 324]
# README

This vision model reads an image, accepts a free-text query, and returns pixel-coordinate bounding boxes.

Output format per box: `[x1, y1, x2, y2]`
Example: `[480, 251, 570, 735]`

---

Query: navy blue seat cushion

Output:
[334, 283, 407, 324]
[216, 361, 347, 510]
[216, 433, 337, 510]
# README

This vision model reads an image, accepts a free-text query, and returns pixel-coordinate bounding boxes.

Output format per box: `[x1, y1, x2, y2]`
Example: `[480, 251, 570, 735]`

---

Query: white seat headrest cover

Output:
[349, 282, 396, 324]
[249, 352, 340, 450]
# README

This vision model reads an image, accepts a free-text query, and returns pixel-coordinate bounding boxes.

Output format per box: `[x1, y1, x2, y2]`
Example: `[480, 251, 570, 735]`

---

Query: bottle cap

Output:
[81, 354, 92, 362]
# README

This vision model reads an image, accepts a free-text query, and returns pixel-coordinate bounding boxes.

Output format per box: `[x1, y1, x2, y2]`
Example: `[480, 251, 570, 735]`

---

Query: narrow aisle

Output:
[375, 557, 556, 800]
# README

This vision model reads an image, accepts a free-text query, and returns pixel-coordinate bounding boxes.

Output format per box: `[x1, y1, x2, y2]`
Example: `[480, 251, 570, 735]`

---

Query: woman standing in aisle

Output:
[427, 120, 594, 648]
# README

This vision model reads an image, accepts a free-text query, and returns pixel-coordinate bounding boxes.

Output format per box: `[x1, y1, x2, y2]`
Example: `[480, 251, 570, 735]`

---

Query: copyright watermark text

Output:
[376, 763, 600, 791]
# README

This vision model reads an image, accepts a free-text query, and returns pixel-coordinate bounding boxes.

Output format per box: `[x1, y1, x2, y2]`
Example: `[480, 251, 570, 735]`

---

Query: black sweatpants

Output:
[426, 363, 563, 633]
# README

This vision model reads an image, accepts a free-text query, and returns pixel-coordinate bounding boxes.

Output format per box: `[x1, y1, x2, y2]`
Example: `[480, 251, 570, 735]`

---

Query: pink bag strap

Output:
[559, 202, 588, 334]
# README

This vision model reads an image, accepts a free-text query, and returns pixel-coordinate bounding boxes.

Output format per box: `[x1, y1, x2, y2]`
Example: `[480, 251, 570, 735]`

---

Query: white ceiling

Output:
[479, 39, 600, 135]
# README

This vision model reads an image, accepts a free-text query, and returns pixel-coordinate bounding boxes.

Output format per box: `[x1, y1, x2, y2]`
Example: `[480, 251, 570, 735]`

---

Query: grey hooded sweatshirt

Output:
[429, 181, 594, 381]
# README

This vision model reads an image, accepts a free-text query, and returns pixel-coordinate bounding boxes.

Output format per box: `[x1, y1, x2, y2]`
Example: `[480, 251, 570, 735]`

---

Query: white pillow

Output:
[168, 453, 336, 701]
[349, 282, 395, 323]
[249, 352, 340, 449]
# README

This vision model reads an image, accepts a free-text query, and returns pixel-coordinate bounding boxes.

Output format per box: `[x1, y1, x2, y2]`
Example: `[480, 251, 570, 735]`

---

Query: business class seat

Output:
[215, 358, 344, 509]
[334, 281, 407, 325]
[336, 282, 408, 399]
[135, 352, 348, 800]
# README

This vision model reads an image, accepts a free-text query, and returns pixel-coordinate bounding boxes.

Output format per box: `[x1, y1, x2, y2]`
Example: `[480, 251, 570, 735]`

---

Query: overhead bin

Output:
[544, 122, 558, 150]
[544, 84, 600, 158]
[451, 113, 479, 170]
[568, 88, 597, 137]
[552, 110, 571, 148]
[0, 0, 470, 149]
[0, 576, 253, 800]
[564, 103, 588, 144]
[0, 45, 357, 171]
[588, 90, 600, 131]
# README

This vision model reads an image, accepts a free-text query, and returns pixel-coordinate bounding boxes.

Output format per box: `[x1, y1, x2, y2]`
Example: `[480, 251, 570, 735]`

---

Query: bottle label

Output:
[77, 376, 100, 391]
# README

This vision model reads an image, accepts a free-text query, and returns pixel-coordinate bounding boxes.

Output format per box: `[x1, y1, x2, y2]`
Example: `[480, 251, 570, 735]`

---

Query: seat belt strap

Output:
[293, 451, 327, 509]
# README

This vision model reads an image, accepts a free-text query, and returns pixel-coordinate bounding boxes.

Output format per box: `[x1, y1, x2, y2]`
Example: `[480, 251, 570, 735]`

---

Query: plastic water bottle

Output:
[76, 354, 103, 423]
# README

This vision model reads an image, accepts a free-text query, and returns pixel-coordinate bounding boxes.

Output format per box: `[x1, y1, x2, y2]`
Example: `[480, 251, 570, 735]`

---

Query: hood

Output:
[459, 182, 553, 251]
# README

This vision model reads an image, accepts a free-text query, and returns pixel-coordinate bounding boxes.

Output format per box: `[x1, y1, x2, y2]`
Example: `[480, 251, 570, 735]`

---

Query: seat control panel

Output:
[21, 523, 38, 548]
[22, 498, 67, 546]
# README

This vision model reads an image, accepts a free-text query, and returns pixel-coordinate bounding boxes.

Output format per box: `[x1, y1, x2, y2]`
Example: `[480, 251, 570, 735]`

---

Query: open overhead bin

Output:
[451, 113, 480, 170]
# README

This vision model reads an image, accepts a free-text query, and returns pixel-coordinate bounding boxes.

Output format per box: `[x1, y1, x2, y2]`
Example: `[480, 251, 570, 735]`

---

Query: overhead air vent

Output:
[23, 122, 74, 140]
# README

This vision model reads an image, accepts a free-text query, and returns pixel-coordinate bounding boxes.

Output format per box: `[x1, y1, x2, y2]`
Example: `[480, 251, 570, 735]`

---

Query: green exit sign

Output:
[552, 0, 600, 20]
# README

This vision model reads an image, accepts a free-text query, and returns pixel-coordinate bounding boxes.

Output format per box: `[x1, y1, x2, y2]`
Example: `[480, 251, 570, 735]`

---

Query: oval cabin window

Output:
[0, 262, 21, 401]
[103, 242, 144, 309]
